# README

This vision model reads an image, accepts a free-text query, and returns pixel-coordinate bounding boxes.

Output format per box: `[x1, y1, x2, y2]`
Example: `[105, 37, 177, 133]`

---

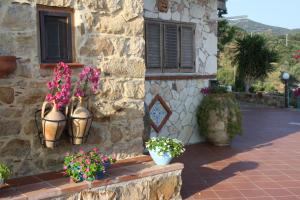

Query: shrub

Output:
[196, 93, 242, 141]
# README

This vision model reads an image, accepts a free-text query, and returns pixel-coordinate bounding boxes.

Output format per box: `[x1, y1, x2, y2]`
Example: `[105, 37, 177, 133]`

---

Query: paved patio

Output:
[175, 103, 300, 200]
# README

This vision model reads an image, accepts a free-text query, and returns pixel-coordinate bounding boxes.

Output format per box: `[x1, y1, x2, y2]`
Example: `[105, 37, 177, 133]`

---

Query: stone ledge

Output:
[0, 156, 184, 200]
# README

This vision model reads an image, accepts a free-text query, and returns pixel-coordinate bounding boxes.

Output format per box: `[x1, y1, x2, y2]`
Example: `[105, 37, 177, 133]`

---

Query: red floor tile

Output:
[264, 188, 293, 197]
[239, 189, 270, 198]
[176, 104, 300, 199]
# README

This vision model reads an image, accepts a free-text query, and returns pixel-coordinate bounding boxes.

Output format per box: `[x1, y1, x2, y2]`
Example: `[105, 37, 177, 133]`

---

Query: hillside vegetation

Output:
[218, 20, 300, 93]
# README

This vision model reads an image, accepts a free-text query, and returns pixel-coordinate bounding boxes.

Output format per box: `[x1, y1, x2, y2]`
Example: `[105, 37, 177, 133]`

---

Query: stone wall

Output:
[145, 79, 208, 144]
[62, 170, 182, 200]
[235, 92, 285, 108]
[144, 0, 218, 144]
[0, 0, 145, 177]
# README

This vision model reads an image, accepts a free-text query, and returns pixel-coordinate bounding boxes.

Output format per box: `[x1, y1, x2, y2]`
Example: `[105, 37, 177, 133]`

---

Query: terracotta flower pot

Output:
[69, 97, 92, 145]
[157, 0, 169, 12]
[0, 56, 17, 77]
[41, 101, 67, 148]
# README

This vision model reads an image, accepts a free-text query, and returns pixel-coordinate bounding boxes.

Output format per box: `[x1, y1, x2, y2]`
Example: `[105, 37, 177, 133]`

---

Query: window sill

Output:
[40, 63, 84, 69]
[145, 73, 216, 80]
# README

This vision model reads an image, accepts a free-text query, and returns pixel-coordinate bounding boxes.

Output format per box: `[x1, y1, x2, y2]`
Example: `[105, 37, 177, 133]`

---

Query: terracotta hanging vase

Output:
[41, 101, 67, 148]
[69, 96, 92, 145]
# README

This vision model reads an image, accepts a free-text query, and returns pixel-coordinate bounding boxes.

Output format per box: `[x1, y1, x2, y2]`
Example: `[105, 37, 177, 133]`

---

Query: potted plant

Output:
[68, 66, 100, 144]
[0, 56, 17, 77]
[63, 148, 116, 182]
[146, 137, 185, 165]
[42, 62, 72, 148]
[0, 164, 11, 185]
[197, 86, 242, 146]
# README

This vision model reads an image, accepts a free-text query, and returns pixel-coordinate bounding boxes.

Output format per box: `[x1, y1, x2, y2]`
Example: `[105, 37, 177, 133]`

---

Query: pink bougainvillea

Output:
[74, 66, 100, 97]
[200, 87, 211, 96]
[293, 88, 300, 97]
[293, 49, 300, 60]
[46, 62, 72, 109]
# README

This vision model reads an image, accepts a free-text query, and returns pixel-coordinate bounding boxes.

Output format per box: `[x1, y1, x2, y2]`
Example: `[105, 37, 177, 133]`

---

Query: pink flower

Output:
[79, 148, 84, 154]
[45, 62, 72, 109]
[293, 88, 300, 97]
[93, 147, 99, 153]
[63, 165, 68, 170]
[200, 87, 210, 96]
[86, 159, 91, 165]
[74, 66, 100, 97]
[83, 174, 87, 179]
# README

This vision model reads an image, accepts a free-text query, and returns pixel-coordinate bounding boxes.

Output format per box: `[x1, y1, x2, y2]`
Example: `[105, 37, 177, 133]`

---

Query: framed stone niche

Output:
[157, 0, 169, 12]
[148, 95, 172, 133]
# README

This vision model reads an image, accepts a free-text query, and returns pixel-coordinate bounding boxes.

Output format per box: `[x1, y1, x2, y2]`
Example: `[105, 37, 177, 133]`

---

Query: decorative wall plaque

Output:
[149, 95, 172, 133]
[157, 0, 169, 12]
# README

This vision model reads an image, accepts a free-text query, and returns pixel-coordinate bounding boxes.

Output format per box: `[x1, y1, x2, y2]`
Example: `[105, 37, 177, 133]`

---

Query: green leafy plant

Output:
[63, 148, 116, 182]
[197, 93, 242, 142]
[146, 137, 185, 158]
[233, 34, 279, 92]
[0, 164, 11, 180]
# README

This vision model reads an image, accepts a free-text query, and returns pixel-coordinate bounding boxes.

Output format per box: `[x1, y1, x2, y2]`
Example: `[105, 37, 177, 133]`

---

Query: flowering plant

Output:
[200, 86, 227, 95]
[146, 137, 185, 158]
[45, 62, 72, 109]
[63, 148, 116, 182]
[293, 49, 300, 60]
[293, 88, 300, 97]
[74, 66, 100, 97]
[200, 87, 211, 96]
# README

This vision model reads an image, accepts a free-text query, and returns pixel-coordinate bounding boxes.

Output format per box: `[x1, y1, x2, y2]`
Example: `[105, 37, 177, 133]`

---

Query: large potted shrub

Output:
[146, 137, 185, 165]
[197, 86, 242, 146]
[0, 164, 11, 185]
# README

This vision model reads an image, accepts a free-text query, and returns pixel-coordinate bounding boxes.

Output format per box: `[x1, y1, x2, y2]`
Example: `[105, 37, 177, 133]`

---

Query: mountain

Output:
[228, 19, 300, 36]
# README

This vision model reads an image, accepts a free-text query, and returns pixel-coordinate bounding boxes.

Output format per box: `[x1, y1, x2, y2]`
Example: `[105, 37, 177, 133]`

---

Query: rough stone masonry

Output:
[0, 0, 145, 177]
[0, 0, 217, 177]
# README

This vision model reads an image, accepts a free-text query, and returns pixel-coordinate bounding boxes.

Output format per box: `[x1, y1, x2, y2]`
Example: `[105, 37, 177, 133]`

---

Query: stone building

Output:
[0, 0, 219, 177]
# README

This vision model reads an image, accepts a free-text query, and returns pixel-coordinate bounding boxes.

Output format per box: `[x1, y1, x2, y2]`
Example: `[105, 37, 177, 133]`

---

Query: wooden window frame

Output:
[38, 5, 74, 64]
[145, 18, 196, 74]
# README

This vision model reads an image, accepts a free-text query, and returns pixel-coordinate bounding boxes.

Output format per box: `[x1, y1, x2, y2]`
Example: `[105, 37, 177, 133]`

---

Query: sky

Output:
[226, 0, 300, 29]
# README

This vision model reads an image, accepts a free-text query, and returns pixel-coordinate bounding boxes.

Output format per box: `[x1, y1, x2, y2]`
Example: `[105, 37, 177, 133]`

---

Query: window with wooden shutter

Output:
[145, 19, 195, 73]
[164, 23, 179, 71]
[39, 8, 73, 63]
[180, 25, 195, 71]
[145, 22, 162, 70]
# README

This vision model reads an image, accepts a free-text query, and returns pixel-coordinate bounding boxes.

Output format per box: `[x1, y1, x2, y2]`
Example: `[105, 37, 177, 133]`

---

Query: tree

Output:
[233, 35, 279, 92]
[218, 20, 238, 52]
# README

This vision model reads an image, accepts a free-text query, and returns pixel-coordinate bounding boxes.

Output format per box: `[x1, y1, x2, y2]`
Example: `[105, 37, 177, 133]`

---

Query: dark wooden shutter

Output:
[180, 25, 194, 70]
[40, 11, 72, 63]
[145, 21, 161, 69]
[164, 23, 179, 70]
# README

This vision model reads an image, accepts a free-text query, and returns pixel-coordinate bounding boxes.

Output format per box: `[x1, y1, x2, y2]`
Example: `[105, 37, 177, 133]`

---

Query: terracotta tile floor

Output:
[175, 103, 300, 200]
